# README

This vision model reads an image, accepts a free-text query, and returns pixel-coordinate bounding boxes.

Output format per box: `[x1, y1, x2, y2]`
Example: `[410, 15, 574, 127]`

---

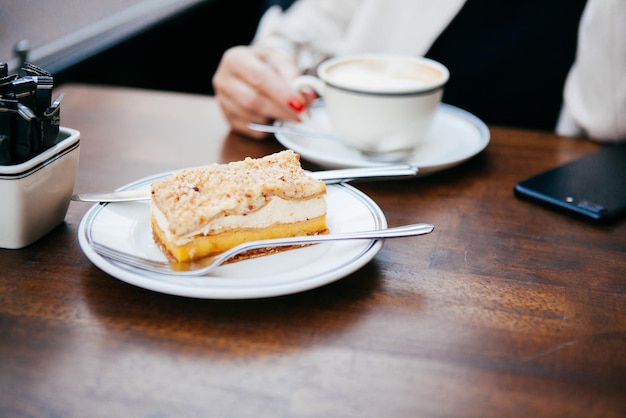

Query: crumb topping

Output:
[150, 150, 326, 236]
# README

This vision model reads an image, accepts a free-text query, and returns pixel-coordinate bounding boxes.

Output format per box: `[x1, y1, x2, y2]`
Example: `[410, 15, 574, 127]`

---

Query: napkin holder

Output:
[0, 127, 80, 249]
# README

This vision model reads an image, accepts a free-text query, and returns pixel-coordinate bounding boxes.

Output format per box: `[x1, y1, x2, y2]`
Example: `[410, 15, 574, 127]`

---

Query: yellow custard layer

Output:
[152, 215, 328, 262]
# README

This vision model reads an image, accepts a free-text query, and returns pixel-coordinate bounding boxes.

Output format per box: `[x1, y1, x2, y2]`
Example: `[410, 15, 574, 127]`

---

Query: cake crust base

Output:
[152, 216, 329, 263]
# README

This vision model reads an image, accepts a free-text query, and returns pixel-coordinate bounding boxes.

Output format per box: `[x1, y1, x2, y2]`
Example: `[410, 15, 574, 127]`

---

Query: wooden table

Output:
[1, 84, 624, 418]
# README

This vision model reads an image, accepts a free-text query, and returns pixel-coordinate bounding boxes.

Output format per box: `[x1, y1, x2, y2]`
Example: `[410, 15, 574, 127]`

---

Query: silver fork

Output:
[91, 223, 434, 277]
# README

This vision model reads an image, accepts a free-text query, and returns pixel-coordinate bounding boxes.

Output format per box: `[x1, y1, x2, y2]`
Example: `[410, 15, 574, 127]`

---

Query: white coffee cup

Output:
[294, 53, 449, 159]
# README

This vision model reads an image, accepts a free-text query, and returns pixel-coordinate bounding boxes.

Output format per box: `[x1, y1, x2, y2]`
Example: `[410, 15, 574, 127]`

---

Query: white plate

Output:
[78, 172, 387, 299]
[275, 101, 490, 174]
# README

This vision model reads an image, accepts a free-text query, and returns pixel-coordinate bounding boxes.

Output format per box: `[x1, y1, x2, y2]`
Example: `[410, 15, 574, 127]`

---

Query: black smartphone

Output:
[514, 143, 626, 223]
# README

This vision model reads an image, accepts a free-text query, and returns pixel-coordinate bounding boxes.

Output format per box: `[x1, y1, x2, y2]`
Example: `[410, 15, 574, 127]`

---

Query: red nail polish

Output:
[288, 98, 305, 112]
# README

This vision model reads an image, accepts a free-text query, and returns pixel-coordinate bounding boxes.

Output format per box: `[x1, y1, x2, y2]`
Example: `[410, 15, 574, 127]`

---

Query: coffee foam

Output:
[325, 58, 443, 92]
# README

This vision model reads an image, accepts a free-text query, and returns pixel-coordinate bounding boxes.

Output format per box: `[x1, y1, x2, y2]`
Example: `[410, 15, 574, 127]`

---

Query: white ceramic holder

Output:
[0, 127, 80, 249]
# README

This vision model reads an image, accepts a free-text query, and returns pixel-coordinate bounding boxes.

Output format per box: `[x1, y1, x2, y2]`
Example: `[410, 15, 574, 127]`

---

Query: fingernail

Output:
[288, 97, 305, 112]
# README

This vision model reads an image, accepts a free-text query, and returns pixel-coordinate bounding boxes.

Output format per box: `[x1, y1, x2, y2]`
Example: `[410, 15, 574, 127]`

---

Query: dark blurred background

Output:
[56, 0, 265, 94]
[2, 0, 292, 95]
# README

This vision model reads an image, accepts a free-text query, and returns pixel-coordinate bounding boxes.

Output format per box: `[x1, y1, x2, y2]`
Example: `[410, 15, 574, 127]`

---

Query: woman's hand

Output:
[212, 45, 312, 139]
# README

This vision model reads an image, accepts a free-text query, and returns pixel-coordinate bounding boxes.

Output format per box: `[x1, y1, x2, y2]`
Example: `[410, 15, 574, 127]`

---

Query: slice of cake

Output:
[150, 150, 328, 262]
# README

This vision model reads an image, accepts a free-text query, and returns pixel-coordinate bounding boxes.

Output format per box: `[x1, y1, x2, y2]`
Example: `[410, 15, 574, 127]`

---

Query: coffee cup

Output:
[294, 53, 449, 159]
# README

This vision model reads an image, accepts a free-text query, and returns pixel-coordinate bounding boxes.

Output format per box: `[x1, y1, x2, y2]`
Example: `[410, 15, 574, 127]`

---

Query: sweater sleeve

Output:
[557, 0, 626, 141]
[252, 0, 360, 72]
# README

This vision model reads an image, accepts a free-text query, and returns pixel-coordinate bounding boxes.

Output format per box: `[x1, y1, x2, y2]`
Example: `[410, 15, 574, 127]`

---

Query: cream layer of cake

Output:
[150, 195, 326, 247]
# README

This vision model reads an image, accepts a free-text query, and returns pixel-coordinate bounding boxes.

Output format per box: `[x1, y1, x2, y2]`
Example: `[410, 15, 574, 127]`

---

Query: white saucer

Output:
[78, 172, 387, 299]
[275, 102, 490, 175]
